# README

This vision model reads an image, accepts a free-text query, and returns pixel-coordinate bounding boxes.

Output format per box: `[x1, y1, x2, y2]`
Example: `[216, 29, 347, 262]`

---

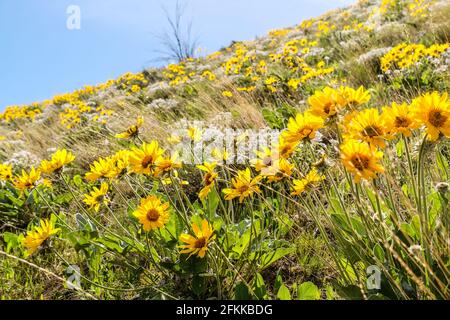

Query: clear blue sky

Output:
[0, 0, 354, 109]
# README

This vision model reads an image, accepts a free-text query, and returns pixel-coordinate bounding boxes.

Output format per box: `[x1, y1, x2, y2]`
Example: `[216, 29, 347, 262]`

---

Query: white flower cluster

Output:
[357, 47, 392, 64]
[5, 150, 40, 167]
[147, 98, 178, 110]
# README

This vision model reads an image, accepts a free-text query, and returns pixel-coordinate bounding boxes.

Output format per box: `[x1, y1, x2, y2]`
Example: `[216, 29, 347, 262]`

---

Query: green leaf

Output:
[297, 281, 320, 300]
[75, 213, 97, 235]
[253, 273, 267, 300]
[341, 258, 364, 281]
[373, 244, 385, 262]
[232, 220, 262, 257]
[234, 281, 251, 300]
[330, 214, 350, 233]
[262, 108, 283, 129]
[73, 175, 83, 188]
[396, 139, 404, 157]
[212, 215, 223, 233]
[151, 180, 160, 194]
[5, 192, 24, 207]
[326, 285, 334, 300]
[401, 184, 409, 197]
[334, 284, 364, 300]
[277, 284, 291, 300]
[410, 214, 421, 241]
[206, 188, 220, 219]
[96, 236, 127, 254]
[275, 213, 293, 237]
[159, 210, 182, 244]
[350, 217, 366, 237]
[192, 275, 206, 297]
[331, 214, 366, 236]
[179, 255, 207, 274]
[259, 247, 294, 270]
[274, 273, 283, 293]
[327, 195, 344, 215]
[3, 232, 20, 253]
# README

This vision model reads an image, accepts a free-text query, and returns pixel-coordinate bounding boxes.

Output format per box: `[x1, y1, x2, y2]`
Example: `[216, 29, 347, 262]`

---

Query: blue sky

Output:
[0, 0, 354, 109]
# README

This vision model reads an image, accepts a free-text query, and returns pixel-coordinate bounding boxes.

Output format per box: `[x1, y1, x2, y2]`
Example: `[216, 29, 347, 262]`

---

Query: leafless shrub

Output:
[154, 0, 199, 63]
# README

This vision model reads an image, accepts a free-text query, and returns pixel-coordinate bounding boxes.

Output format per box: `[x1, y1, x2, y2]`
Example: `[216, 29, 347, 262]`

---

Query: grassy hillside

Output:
[1, 0, 449, 300]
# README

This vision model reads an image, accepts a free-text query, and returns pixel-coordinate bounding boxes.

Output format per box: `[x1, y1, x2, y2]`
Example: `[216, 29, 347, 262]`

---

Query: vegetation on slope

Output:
[0, 0, 449, 300]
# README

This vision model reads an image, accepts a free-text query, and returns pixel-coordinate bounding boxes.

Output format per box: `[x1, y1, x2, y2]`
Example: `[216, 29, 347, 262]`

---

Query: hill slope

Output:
[1, 0, 449, 300]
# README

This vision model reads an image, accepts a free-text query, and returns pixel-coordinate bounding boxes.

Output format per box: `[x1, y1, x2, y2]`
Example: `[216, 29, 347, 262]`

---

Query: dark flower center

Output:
[127, 125, 139, 137]
[204, 173, 214, 186]
[237, 185, 250, 193]
[142, 156, 154, 168]
[394, 116, 410, 128]
[429, 110, 447, 128]
[323, 102, 333, 115]
[351, 154, 370, 171]
[301, 128, 313, 137]
[194, 237, 206, 249]
[363, 125, 382, 137]
[146, 209, 160, 222]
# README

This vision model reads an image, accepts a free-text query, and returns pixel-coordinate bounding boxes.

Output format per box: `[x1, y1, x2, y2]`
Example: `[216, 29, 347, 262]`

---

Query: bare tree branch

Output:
[153, 0, 199, 63]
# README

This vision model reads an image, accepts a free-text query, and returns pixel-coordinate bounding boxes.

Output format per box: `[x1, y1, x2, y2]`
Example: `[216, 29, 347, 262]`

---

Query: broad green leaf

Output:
[232, 231, 250, 257]
[259, 247, 294, 270]
[274, 273, 283, 293]
[234, 281, 251, 300]
[326, 285, 334, 300]
[206, 187, 220, 218]
[277, 284, 291, 300]
[192, 275, 206, 297]
[253, 273, 267, 300]
[3, 232, 20, 253]
[73, 175, 83, 187]
[396, 139, 404, 157]
[373, 244, 385, 262]
[297, 281, 320, 300]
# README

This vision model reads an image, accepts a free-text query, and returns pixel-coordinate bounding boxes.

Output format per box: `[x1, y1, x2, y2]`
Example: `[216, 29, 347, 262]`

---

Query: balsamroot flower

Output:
[129, 141, 165, 175]
[13, 167, 41, 191]
[343, 108, 389, 148]
[22, 218, 60, 256]
[106, 150, 130, 179]
[179, 219, 215, 258]
[291, 168, 325, 195]
[222, 168, 262, 203]
[187, 126, 203, 142]
[337, 86, 371, 108]
[265, 158, 295, 183]
[412, 92, 450, 141]
[281, 112, 324, 144]
[340, 140, 385, 183]
[308, 86, 341, 119]
[154, 154, 182, 177]
[85, 157, 113, 182]
[382, 102, 418, 137]
[222, 90, 233, 97]
[39, 149, 75, 174]
[133, 195, 170, 231]
[0, 163, 13, 181]
[277, 137, 299, 159]
[197, 162, 218, 201]
[83, 182, 110, 212]
[115, 116, 144, 139]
